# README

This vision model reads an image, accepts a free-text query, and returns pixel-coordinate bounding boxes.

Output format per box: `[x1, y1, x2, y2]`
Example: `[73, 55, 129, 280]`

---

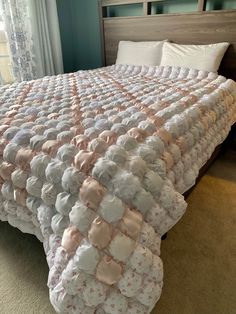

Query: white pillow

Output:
[160, 42, 229, 73]
[116, 41, 166, 66]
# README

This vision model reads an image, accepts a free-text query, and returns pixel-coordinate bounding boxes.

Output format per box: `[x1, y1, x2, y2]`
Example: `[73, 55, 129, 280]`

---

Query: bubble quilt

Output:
[0, 64, 235, 313]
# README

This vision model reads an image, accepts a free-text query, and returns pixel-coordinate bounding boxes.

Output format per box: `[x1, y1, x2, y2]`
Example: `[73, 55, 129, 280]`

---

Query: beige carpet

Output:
[0, 150, 236, 314]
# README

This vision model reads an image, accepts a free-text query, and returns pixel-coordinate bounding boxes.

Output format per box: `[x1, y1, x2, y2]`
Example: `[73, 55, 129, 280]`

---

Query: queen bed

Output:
[0, 1, 236, 313]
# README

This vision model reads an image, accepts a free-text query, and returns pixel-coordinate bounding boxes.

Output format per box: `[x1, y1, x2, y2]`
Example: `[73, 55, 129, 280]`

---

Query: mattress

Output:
[0, 64, 235, 313]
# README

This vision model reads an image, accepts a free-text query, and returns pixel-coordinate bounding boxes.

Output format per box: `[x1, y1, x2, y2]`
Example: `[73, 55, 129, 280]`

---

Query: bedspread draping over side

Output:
[0, 64, 235, 313]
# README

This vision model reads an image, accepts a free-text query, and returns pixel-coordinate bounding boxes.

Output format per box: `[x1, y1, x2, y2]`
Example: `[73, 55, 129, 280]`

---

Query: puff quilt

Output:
[0, 64, 235, 313]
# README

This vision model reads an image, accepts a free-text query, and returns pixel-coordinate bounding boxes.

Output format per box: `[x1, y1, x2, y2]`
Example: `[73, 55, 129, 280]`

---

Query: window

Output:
[0, 12, 14, 84]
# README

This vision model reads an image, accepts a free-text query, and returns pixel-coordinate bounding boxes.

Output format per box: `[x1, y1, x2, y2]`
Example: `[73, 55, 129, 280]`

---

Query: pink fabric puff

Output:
[14, 188, 28, 206]
[88, 217, 113, 249]
[0, 139, 8, 157]
[176, 136, 188, 154]
[154, 128, 173, 146]
[161, 151, 175, 171]
[61, 226, 82, 253]
[71, 135, 89, 150]
[32, 124, 47, 135]
[70, 126, 84, 136]
[148, 116, 165, 128]
[0, 175, 5, 189]
[48, 113, 60, 120]
[79, 177, 106, 210]
[74, 150, 99, 174]
[99, 130, 117, 145]
[0, 125, 10, 136]
[42, 140, 61, 157]
[119, 208, 143, 241]
[88, 138, 108, 154]
[2, 117, 14, 125]
[15, 149, 35, 171]
[96, 255, 123, 285]
[127, 128, 148, 142]
[0, 162, 15, 181]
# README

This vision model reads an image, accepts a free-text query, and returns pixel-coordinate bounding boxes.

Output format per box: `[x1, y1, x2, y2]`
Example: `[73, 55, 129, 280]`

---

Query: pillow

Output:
[160, 42, 230, 73]
[115, 41, 166, 66]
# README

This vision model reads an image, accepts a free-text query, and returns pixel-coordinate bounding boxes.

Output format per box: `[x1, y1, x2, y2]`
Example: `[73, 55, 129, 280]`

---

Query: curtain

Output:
[28, 0, 64, 77]
[0, 0, 37, 81]
[0, 0, 63, 82]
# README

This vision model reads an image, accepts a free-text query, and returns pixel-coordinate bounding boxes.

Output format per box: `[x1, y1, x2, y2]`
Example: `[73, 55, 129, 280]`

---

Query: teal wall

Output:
[151, 1, 197, 14]
[106, 0, 236, 16]
[56, 0, 74, 72]
[57, 0, 236, 72]
[56, 0, 102, 73]
[206, 0, 236, 10]
[107, 3, 143, 17]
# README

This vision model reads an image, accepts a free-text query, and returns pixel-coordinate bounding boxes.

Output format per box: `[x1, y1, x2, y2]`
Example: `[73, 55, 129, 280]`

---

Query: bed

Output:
[0, 2, 236, 314]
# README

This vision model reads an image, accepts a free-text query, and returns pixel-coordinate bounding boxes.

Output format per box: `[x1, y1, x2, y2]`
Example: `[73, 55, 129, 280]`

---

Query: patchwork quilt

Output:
[0, 64, 235, 314]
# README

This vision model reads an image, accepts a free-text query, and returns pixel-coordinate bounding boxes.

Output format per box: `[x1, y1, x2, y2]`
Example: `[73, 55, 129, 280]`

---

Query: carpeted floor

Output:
[0, 150, 235, 314]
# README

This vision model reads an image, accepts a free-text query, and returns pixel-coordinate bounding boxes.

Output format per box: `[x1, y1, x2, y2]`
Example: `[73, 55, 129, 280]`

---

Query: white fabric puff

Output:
[3, 143, 20, 164]
[128, 156, 147, 180]
[139, 222, 161, 255]
[117, 135, 138, 151]
[55, 192, 77, 216]
[118, 269, 142, 297]
[37, 204, 56, 228]
[143, 170, 164, 196]
[112, 171, 141, 202]
[51, 213, 69, 236]
[88, 138, 108, 154]
[129, 244, 153, 274]
[83, 277, 107, 307]
[136, 277, 162, 307]
[26, 196, 41, 214]
[147, 255, 163, 283]
[61, 260, 89, 295]
[69, 202, 95, 234]
[11, 169, 28, 189]
[3, 200, 17, 215]
[126, 301, 148, 314]
[30, 135, 47, 151]
[98, 193, 125, 223]
[1, 182, 14, 201]
[132, 189, 156, 214]
[45, 160, 66, 184]
[74, 240, 100, 274]
[41, 183, 59, 206]
[108, 231, 135, 262]
[92, 158, 118, 187]
[57, 144, 78, 164]
[30, 154, 51, 178]
[145, 136, 164, 156]
[103, 290, 128, 314]
[106, 145, 127, 165]
[26, 176, 43, 198]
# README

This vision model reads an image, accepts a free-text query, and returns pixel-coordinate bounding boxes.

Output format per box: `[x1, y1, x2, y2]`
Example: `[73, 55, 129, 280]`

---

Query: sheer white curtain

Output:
[0, 0, 63, 82]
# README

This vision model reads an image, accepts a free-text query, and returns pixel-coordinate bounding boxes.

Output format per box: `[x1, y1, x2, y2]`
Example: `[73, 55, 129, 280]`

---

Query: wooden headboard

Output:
[99, 1, 236, 81]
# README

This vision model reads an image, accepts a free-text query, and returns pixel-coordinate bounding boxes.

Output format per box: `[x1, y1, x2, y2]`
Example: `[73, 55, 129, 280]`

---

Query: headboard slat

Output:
[102, 0, 145, 7]
[102, 10, 236, 81]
